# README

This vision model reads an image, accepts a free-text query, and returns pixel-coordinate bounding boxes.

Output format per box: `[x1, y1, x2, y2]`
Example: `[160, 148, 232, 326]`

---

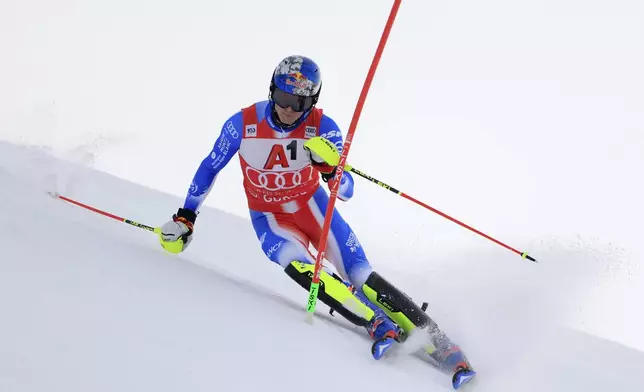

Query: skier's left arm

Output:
[317, 115, 355, 202]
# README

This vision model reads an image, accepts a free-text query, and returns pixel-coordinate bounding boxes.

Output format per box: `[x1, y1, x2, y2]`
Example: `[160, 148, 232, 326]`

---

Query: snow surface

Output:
[2, 0, 644, 390]
[1, 142, 643, 391]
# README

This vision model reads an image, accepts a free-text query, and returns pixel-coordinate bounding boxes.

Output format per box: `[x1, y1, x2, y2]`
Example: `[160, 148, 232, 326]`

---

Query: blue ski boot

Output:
[367, 313, 400, 360]
[452, 366, 477, 390]
[354, 289, 401, 360]
[328, 276, 401, 360]
[436, 346, 477, 389]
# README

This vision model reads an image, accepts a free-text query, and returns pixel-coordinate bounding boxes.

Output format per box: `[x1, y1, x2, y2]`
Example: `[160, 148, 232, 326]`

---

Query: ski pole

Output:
[50, 192, 189, 254]
[50, 192, 159, 233]
[307, 0, 403, 320]
[344, 165, 537, 263]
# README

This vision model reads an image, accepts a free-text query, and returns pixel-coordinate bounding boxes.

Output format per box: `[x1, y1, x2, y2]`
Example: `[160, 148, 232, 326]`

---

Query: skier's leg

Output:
[293, 186, 372, 285]
[297, 187, 435, 331]
[295, 188, 472, 371]
[249, 209, 375, 327]
[249, 209, 313, 268]
[293, 188, 403, 342]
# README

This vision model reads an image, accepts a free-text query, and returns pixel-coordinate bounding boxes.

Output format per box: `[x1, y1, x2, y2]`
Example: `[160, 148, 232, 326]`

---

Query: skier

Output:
[158, 55, 476, 389]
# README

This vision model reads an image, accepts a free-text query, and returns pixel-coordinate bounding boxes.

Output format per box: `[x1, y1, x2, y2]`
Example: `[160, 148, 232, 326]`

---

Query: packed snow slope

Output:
[2, 142, 643, 392]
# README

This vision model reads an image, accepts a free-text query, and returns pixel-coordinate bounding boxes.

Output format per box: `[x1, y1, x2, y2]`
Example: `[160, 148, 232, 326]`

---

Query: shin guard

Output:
[284, 261, 374, 327]
[361, 271, 431, 333]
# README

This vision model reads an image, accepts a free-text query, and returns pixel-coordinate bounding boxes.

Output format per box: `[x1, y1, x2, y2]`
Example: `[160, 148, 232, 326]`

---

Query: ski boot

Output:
[354, 288, 403, 360]
[452, 366, 477, 390]
[434, 345, 477, 389]
[366, 309, 402, 360]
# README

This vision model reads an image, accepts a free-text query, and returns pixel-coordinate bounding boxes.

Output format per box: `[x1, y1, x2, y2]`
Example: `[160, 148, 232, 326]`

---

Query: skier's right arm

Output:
[158, 112, 242, 254]
[182, 112, 243, 213]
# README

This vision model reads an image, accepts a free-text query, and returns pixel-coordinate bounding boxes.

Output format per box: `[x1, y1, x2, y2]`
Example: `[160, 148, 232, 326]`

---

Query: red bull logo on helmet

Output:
[286, 72, 311, 90]
[289, 72, 305, 80]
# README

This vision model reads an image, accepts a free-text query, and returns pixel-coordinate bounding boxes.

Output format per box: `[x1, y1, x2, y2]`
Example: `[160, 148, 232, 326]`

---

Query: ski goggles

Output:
[272, 88, 316, 112]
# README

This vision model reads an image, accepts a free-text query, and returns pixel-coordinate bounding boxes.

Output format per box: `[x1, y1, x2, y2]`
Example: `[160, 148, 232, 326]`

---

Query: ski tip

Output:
[371, 336, 396, 360]
[452, 368, 477, 390]
[47, 191, 60, 199]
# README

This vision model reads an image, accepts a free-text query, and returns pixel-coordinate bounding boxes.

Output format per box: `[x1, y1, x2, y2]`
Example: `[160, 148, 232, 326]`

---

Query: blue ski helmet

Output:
[270, 55, 322, 112]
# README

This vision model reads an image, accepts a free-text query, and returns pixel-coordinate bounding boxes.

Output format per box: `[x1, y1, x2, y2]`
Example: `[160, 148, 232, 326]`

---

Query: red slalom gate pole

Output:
[306, 0, 403, 318]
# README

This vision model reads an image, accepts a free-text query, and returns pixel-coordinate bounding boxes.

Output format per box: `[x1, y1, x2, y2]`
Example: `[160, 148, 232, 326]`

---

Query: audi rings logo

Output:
[226, 121, 239, 139]
[245, 166, 312, 191]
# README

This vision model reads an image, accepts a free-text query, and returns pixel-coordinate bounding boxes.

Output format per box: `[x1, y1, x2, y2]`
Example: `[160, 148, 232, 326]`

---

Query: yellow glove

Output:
[157, 208, 196, 254]
[304, 136, 343, 182]
[304, 137, 340, 167]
